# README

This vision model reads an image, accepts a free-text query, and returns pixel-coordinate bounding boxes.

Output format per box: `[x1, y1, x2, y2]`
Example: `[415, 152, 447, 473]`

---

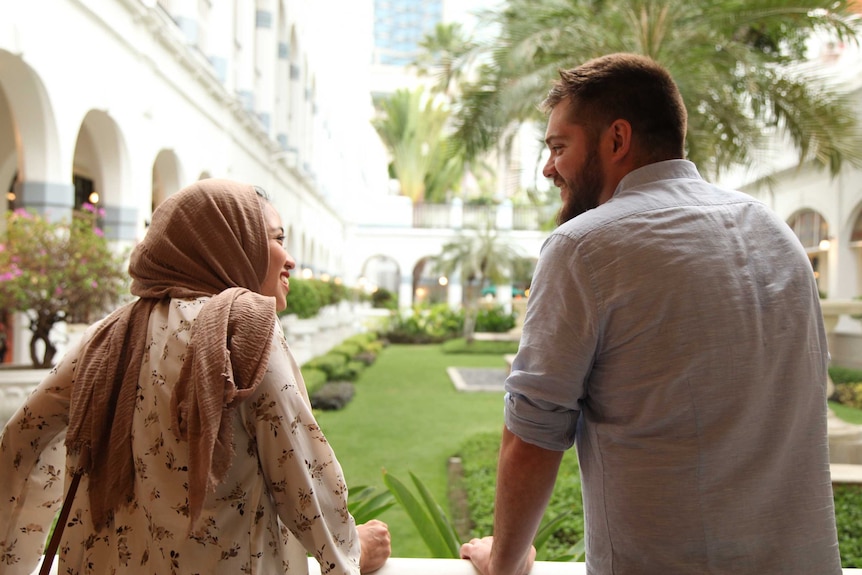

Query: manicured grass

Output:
[314, 343, 509, 558]
[830, 400, 862, 425]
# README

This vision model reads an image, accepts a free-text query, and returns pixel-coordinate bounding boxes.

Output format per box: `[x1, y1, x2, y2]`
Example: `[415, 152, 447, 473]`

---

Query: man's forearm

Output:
[490, 426, 565, 574]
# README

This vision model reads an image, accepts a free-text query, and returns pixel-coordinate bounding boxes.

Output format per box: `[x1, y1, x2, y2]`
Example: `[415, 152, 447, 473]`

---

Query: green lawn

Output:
[314, 343, 508, 558]
[831, 400, 862, 425]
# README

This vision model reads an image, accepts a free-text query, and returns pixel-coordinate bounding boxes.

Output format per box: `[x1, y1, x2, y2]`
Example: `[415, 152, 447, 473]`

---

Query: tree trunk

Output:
[29, 313, 58, 368]
[463, 284, 478, 344]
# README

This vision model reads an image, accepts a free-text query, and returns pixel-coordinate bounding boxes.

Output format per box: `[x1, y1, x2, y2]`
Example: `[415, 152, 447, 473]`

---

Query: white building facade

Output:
[731, 40, 862, 368]
[0, 0, 393, 363]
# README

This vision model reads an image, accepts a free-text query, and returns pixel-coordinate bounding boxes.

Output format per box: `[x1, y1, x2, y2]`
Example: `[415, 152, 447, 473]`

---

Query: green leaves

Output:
[348, 485, 396, 525]
[451, 0, 862, 178]
[382, 468, 585, 561]
[0, 207, 128, 366]
[382, 470, 462, 558]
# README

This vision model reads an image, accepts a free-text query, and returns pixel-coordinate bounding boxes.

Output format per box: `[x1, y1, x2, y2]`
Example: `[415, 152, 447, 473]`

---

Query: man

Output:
[460, 53, 841, 575]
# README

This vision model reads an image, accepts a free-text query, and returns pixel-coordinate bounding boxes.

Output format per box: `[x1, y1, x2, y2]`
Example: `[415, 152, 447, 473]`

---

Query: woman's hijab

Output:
[66, 179, 277, 531]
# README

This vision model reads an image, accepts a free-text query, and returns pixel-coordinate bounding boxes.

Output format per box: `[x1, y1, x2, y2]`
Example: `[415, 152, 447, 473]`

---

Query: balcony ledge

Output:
[305, 557, 862, 574]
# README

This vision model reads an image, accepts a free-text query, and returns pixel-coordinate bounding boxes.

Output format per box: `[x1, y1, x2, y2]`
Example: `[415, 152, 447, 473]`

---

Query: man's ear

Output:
[606, 119, 632, 160]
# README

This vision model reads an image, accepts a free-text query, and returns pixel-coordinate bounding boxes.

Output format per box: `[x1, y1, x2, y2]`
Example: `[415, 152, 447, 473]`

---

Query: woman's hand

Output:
[358, 519, 391, 573]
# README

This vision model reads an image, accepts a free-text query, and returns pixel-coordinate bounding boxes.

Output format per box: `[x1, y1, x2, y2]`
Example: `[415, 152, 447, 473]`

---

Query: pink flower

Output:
[94, 228, 104, 237]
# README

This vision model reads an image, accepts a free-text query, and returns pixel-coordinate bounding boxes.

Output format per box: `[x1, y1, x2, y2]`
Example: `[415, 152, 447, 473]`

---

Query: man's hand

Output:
[357, 519, 391, 573]
[460, 535, 536, 575]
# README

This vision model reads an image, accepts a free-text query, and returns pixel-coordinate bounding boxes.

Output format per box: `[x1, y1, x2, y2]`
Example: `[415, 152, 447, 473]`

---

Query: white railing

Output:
[307, 557, 582, 574]
[306, 557, 862, 574]
[30, 554, 862, 574]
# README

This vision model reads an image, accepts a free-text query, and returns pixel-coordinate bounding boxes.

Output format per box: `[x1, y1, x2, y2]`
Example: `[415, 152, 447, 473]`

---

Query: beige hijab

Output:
[65, 179, 277, 531]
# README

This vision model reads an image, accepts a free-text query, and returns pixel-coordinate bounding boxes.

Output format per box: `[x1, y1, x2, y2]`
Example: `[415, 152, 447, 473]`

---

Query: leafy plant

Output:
[385, 304, 464, 343]
[834, 483, 862, 567]
[475, 305, 517, 333]
[383, 469, 462, 558]
[348, 485, 396, 525]
[434, 225, 523, 342]
[458, 431, 585, 561]
[830, 365, 862, 385]
[0, 205, 128, 367]
[452, 0, 862, 179]
[383, 467, 584, 562]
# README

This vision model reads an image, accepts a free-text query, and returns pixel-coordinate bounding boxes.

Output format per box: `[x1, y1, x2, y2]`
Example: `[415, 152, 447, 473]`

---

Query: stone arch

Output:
[0, 49, 68, 216]
[845, 201, 862, 297]
[360, 254, 401, 300]
[73, 110, 134, 240]
[412, 255, 447, 306]
[787, 208, 830, 296]
[152, 148, 183, 214]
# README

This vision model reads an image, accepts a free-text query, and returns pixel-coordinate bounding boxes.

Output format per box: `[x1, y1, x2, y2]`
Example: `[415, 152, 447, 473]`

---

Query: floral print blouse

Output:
[0, 297, 360, 574]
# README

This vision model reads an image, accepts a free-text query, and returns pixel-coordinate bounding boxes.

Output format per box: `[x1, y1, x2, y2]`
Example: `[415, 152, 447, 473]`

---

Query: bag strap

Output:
[40, 469, 82, 575]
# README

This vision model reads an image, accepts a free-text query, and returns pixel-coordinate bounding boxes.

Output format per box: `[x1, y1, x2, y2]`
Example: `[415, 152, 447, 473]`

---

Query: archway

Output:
[73, 110, 132, 240]
[788, 209, 830, 296]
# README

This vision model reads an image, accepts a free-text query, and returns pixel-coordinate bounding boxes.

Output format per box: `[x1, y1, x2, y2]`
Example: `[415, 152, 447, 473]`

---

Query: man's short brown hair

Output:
[542, 53, 687, 161]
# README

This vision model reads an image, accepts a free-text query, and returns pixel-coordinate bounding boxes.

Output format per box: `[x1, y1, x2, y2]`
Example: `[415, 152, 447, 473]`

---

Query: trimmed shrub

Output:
[456, 431, 584, 560]
[354, 350, 377, 366]
[329, 360, 365, 382]
[330, 342, 363, 361]
[311, 382, 356, 411]
[835, 484, 862, 567]
[475, 305, 517, 333]
[301, 366, 327, 397]
[372, 287, 398, 310]
[835, 383, 862, 410]
[830, 365, 862, 385]
[442, 338, 519, 355]
[284, 278, 323, 319]
[305, 353, 348, 380]
[386, 304, 463, 343]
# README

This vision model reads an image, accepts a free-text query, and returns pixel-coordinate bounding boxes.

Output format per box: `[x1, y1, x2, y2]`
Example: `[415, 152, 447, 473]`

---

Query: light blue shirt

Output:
[505, 160, 841, 574]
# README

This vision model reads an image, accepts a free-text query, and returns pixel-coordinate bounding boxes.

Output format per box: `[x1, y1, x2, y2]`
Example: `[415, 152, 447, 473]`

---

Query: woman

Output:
[0, 179, 390, 574]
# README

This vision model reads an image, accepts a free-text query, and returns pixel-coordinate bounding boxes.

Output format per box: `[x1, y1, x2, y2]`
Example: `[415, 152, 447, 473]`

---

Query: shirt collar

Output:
[614, 159, 703, 198]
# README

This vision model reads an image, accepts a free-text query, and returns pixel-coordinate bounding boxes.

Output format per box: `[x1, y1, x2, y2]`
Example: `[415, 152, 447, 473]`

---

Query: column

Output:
[254, 0, 275, 134]
[207, 0, 232, 85]
[103, 204, 139, 242]
[399, 273, 413, 310]
[235, 0, 255, 112]
[13, 180, 73, 223]
[170, 0, 199, 45]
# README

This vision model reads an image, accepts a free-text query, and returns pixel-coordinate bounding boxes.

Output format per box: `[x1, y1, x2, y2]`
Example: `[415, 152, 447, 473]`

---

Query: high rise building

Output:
[372, 0, 443, 67]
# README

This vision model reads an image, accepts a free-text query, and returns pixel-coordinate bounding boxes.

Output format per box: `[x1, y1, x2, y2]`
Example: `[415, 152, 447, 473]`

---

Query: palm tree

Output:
[452, 0, 862, 179]
[434, 224, 524, 342]
[415, 22, 478, 99]
[372, 87, 464, 202]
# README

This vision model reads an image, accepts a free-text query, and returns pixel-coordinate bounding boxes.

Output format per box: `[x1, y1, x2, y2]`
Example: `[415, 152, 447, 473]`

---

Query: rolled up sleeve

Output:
[503, 233, 598, 452]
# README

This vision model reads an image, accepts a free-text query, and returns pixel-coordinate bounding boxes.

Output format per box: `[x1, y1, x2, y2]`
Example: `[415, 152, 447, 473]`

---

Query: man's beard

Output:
[555, 147, 604, 226]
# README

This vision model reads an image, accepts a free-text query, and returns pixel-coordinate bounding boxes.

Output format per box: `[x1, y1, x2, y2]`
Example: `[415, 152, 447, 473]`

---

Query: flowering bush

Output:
[0, 205, 129, 367]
